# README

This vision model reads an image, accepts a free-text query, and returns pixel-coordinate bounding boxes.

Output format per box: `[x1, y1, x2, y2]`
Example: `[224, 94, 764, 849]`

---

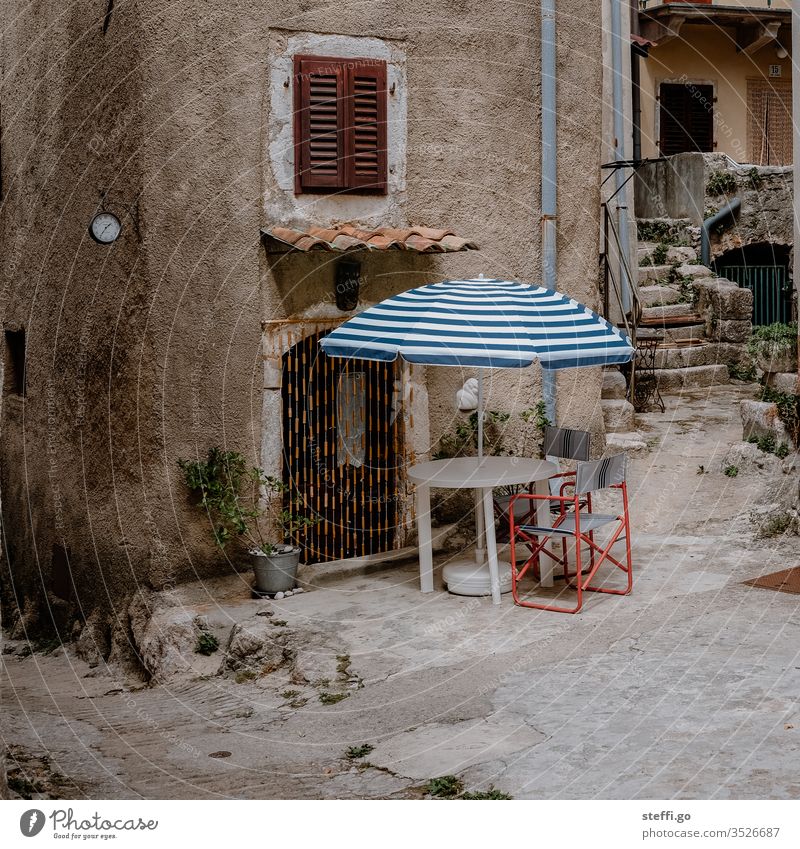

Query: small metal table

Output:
[630, 331, 665, 413]
[408, 456, 558, 605]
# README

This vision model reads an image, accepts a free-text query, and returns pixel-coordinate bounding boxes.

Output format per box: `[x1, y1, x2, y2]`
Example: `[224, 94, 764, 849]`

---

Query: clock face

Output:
[90, 212, 121, 244]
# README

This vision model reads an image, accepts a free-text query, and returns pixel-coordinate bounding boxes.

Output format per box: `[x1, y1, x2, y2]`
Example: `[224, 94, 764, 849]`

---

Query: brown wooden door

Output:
[281, 331, 401, 564]
[747, 78, 792, 165]
[659, 83, 714, 156]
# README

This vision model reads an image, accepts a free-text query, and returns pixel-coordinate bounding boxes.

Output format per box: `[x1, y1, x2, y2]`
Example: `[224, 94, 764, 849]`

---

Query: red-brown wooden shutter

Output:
[345, 61, 388, 192]
[294, 56, 344, 192]
[294, 56, 388, 194]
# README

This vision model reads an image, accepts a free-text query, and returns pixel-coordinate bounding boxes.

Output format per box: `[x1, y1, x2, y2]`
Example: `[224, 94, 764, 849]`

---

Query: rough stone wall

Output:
[702, 154, 794, 257]
[0, 1, 605, 634]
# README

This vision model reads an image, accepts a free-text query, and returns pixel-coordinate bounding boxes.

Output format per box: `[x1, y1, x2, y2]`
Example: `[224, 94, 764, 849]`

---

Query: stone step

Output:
[606, 432, 649, 454]
[641, 302, 702, 322]
[638, 264, 673, 284]
[664, 324, 706, 344]
[601, 369, 627, 400]
[655, 364, 730, 392]
[638, 244, 699, 265]
[676, 263, 713, 279]
[654, 343, 712, 370]
[766, 372, 800, 394]
[638, 285, 682, 308]
[740, 400, 791, 444]
[637, 242, 658, 262]
[653, 341, 747, 370]
[666, 245, 698, 264]
[601, 398, 635, 432]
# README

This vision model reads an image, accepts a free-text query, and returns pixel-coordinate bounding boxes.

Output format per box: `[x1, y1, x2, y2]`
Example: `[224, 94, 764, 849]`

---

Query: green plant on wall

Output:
[706, 170, 737, 196]
[432, 410, 511, 459]
[727, 361, 757, 382]
[431, 401, 550, 460]
[745, 167, 764, 190]
[433, 401, 551, 461]
[636, 219, 688, 246]
[760, 385, 800, 447]
[747, 323, 798, 360]
[177, 447, 317, 556]
[520, 400, 552, 440]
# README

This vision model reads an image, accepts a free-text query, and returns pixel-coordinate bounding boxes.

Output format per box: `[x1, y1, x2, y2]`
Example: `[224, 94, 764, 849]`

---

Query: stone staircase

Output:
[635, 237, 735, 391]
[600, 218, 752, 446]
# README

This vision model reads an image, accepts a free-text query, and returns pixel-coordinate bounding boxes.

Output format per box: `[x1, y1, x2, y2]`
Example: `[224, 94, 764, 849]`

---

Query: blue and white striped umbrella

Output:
[319, 277, 634, 370]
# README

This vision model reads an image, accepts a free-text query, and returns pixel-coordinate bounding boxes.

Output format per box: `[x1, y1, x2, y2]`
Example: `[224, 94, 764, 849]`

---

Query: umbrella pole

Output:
[475, 368, 485, 564]
[477, 368, 484, 460]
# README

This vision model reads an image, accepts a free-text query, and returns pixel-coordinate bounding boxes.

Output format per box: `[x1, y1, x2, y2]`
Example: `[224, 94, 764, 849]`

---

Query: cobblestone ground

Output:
[3, 384, 799, 799]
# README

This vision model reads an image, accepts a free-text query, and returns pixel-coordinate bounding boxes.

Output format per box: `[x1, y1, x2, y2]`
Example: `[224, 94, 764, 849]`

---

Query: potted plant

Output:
[177, 447, 317, 596]
[747, 323, 798, 376]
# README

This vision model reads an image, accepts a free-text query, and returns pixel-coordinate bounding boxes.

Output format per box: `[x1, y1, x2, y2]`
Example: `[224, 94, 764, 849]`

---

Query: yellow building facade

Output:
[637, 1, 793, 164]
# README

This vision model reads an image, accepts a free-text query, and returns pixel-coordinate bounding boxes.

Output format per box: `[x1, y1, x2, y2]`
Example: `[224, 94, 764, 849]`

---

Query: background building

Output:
[637, 0, 793, 164]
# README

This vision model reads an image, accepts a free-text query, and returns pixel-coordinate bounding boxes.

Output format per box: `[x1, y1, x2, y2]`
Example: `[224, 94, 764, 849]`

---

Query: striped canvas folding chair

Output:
[513, 426, 592, 580]
[492, 427, 590, 546]
[543, 425, 591, 468]
[509, 453, 632, 614]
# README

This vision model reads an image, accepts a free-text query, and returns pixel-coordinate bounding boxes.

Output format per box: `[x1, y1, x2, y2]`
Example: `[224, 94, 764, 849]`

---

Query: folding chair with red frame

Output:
[517, 425, 592, 582]
[509, 452, 632, 613]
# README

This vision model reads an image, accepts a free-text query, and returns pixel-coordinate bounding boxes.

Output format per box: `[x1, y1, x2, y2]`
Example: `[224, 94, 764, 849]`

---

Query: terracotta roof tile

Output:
[405, 235, 440, 252]
[262, 223, 477, 254]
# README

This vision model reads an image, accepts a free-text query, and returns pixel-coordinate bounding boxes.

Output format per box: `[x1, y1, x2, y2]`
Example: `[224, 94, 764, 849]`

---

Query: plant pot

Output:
[755, 347, 797, 376]
[251, 548, 301, 595]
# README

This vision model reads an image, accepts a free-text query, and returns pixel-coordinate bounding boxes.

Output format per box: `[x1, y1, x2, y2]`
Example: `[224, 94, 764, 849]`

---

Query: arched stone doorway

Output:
[281, 329, 402, 564]
[714, 242, 792, 326]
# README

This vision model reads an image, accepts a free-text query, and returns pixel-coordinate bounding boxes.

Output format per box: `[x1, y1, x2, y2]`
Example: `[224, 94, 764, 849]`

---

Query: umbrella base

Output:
[443, 557, 513, 597]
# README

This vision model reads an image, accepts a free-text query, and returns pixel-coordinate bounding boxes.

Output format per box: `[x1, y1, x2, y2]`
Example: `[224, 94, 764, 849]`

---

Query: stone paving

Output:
[3, 385, 799, 799]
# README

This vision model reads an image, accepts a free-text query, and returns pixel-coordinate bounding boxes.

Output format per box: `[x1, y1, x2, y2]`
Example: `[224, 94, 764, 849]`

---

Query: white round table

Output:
[408, 456, 558, 605]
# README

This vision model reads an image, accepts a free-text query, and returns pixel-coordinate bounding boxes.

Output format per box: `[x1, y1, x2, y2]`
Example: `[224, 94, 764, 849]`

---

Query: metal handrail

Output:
[600, 202, 642, 405]
[600, 202, 641, 340]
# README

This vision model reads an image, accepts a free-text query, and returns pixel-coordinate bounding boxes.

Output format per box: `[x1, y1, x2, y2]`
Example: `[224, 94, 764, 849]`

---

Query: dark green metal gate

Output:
[716, 265, 792, 326]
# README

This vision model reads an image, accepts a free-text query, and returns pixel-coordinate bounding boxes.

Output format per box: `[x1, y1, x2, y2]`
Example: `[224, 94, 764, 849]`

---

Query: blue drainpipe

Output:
[701, 198, 741, 267]
[541, 0, 558, 425]
[610, 0, 632, 314]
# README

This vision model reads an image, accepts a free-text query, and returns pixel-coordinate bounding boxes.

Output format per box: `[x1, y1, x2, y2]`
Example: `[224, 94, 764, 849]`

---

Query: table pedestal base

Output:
[443, 558, 513, 597]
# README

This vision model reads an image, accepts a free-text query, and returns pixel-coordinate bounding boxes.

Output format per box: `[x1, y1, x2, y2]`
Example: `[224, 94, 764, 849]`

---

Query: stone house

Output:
[0, 2, 608, 653]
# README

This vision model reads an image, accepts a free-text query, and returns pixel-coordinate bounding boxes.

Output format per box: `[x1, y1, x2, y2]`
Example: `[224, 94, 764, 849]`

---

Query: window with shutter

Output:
[294, 55, 388, 195]
[658, 83, 714, 156]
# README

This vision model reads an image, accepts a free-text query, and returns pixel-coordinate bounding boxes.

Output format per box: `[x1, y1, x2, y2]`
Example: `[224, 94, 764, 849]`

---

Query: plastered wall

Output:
[0, 1, 605, 632]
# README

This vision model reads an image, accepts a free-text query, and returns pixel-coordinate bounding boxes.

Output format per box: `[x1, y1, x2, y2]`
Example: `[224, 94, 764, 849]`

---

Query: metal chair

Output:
[509, 453, 632, 614]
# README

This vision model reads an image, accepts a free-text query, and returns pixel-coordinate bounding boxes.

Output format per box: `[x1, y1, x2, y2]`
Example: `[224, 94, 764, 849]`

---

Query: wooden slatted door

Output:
[281, 331, 401, 564]
[659, 83, 714, 156]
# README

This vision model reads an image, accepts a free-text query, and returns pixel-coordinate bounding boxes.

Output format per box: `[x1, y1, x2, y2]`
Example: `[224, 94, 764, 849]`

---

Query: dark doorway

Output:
[659, 83, 714, 156]
[3, 328, 26, 396]
[715, 243, 793, 326]
[281, 330, 401, 564]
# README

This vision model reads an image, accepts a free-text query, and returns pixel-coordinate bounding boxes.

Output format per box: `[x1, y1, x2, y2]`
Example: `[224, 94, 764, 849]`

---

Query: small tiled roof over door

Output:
[262, 223, 478, 253]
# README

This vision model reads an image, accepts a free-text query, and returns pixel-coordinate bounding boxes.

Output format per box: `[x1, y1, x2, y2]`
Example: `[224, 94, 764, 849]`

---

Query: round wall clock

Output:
[89, 211, 122, 244]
